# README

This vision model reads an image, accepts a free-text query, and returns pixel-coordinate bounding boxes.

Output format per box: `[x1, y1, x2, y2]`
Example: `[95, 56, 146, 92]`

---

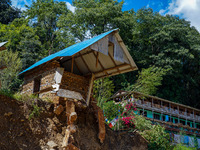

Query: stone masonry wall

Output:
[21, 61, 60, 95]
[60, 72, 90, 100]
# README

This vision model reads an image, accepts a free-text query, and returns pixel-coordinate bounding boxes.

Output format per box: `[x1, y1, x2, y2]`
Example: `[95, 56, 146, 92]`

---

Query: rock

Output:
[47, 141, 57, 148]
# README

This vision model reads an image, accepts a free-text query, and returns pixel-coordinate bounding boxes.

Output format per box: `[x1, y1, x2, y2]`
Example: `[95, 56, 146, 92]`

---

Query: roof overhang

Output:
[20, 29, 138, 79]
[0, 41, 7, 51]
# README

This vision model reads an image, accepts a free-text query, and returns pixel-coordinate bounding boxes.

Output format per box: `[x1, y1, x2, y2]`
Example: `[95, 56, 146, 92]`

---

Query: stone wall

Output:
[60, 72, 90, 99]
[21, 61, 60, 95]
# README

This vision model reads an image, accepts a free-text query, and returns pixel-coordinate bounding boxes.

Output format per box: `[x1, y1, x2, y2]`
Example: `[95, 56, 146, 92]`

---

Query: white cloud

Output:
[160, 0, 200, 32]
[66, 2, 76, 13]
[12, 0, 29, 11]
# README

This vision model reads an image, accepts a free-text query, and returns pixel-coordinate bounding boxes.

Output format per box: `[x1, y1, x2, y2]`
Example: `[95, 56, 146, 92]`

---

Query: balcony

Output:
[134, 99, 200, 123]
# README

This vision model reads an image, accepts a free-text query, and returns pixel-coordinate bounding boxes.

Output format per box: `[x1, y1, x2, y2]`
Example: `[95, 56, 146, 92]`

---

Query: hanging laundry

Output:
[166, 115, 169, 122]
[197, 138, 200, 148]
[184, 136, 189, 144]
[174, 134, 181, 143]
[189, 137, 195, 147]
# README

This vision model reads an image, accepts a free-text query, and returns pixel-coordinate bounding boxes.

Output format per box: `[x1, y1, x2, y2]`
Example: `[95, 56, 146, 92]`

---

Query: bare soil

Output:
[0, 94, 147, 150]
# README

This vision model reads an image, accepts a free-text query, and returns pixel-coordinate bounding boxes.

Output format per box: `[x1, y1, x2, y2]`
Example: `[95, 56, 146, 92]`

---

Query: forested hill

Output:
[0, 0, 199, 109]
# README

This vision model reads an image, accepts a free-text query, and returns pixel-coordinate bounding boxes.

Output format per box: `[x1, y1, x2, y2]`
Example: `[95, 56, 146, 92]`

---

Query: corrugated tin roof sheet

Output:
[20, 29, 118, 75]
[0, 41, 7, 47]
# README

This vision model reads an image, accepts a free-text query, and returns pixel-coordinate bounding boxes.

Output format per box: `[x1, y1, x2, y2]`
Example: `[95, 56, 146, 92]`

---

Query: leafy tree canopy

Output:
[0, 0, 21, 24]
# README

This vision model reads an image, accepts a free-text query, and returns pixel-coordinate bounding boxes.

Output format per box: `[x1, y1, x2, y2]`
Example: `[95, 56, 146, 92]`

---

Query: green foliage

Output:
[93, 78, 115, 108]
[130, 8, 200, 107]
[0, 20, 42, 69]
[24, 0, 74, 55]
[126, 66, 169, 95]
[0, 0, 21, 24]
[134, 115, 152, 131]
[173, 144, 196, 150]
[0, 50, 22, 90]
[60, 0, 135, 43]
[140, 124, 172, 150]
[103, 101, 123, 121]
[29, 102, 41, 120]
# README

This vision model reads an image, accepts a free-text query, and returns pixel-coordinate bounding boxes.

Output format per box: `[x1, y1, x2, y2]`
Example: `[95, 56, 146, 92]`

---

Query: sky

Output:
[12, 0, 200, 32]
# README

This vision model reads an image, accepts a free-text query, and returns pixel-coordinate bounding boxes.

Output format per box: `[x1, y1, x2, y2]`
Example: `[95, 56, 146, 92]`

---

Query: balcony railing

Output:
[134, 99, 200, 123]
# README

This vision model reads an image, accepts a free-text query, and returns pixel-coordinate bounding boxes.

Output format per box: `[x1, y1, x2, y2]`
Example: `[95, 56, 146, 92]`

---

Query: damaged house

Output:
[19, 29, 138, 149]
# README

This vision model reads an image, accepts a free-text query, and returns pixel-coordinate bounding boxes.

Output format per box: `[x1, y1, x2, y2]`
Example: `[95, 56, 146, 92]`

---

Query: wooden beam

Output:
[71, 56, 74, 73]
[61, 50, 93, 64]
[108, 52, 121, 74]
[95, 67, 133, 79]
[94, 64, 130, 76]
[92, 51, 108, 76]
[86, 74, 95, 106]
[74, 59, 83, 75]
[79, 52, 92, 73]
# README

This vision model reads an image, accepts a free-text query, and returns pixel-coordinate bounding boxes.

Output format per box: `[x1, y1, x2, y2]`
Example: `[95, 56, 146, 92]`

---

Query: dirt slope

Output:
[0, 94, 147, 150]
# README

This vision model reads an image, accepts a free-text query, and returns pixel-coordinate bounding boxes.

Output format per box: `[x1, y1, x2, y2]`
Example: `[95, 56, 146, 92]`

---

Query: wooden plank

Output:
[86, 73, 95, 106]
[94, 64, 130, 76]
[95, 67, 134, 79]
[57, 89, 83, 100]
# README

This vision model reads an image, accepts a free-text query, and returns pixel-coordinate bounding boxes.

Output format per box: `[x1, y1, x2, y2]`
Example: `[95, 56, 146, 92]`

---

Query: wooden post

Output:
[185, 108, 187, 125]
[86, 74, 95, 106]
[71, 56, 74, 73]
[178, 105, 180, 123]
[96, 52, 99, 68]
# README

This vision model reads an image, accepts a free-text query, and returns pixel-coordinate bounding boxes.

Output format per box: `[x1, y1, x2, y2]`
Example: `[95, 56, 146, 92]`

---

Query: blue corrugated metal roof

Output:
[19, 29, 118, 75]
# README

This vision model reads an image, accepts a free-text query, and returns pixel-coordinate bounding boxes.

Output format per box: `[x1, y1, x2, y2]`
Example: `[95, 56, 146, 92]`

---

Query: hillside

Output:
[0, 94, 147, 150]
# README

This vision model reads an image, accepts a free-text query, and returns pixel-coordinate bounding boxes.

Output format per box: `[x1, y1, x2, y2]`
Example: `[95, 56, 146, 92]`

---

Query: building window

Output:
[33, 76, 41, 93]
[153, 113, 160, 120]
[187, 122, 191, 126]
[180, 120, 185, 125]
[174, 118, 178, 123]
[144, 111, 147, 117]
[162, 115, 165, 121]
[196, 124, 200, 129]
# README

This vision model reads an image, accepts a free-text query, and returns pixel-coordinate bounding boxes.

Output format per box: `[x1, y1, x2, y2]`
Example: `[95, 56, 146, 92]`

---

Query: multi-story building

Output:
[112, 90, 200, 147]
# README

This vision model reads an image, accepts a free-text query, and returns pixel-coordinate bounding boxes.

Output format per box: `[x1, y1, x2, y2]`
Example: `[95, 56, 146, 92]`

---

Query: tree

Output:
[24, 0, 73, 55]
[59, 0, 136, 43]
[0, 0, 21, 24]
[0, 18, 43, 69]
[93, 78, 115, 108]
[0, 50, 22, 90]
[125, 66, 169, 95]
[129, 8, 200, 107]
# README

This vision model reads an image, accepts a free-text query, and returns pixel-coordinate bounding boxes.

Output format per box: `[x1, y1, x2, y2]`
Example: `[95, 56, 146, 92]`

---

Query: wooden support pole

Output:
[96, 52, 99, 68]
[86, 74, 95, 106]
[71, 56, 74, 73]
[62, 128, 71, 148]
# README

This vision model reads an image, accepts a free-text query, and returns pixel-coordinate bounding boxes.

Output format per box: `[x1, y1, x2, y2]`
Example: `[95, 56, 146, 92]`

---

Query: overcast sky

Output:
[12, 0, 200, 32]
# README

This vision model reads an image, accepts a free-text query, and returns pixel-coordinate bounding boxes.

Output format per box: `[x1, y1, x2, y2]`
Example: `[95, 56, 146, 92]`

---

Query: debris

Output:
[47, 141, 58, 148]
